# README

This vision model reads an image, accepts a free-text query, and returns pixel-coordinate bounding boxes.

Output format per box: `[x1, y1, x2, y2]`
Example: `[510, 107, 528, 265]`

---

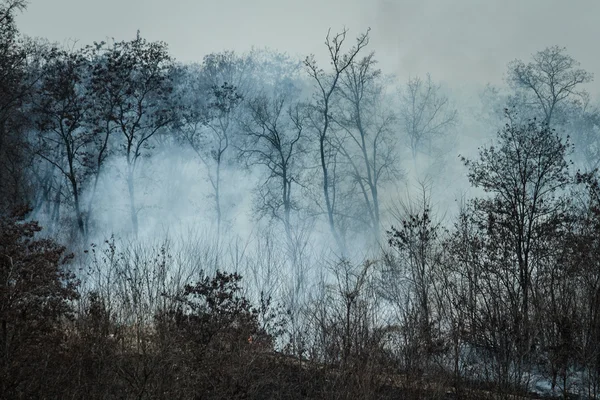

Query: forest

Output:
[2, 0, 600, 398]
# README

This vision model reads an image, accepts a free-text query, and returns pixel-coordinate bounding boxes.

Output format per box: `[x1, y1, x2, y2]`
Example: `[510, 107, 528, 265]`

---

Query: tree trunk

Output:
[127, 166, 138, 237]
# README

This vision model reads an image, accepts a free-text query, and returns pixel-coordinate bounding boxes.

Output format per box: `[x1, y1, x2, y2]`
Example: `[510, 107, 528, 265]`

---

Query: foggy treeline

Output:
[2, 1, 600, 398]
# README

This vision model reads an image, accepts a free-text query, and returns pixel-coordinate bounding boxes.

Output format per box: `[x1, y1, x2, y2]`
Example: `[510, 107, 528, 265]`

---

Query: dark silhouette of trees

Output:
[383, 188, 448, 392]
[0, 207, 79, 398]
[458, 110, 572, 390]
[0, 1, 32, 211]
[33, 48, 93, 237]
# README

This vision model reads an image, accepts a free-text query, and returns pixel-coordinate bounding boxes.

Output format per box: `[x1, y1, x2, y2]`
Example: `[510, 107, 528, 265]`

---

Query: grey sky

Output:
[17, 0, 600, 94]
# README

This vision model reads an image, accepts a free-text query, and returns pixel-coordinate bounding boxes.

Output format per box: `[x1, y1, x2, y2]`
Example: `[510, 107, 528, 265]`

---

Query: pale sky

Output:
[16, 0, 600, 94]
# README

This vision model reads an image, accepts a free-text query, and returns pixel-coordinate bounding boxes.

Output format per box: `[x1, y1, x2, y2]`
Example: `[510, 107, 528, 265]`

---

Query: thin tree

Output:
[336, 53, 399, 239]
[240, 92, 307, 247]
[177, 70, 242, 240]
[304, 28, 371, 253]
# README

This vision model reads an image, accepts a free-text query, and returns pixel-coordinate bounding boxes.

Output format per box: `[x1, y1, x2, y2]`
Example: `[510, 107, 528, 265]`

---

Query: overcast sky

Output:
[16, 0, 600, 94]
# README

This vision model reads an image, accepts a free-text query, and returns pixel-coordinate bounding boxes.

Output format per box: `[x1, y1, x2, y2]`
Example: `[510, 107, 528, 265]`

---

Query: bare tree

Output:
[304, 258, 385, 381]
[304, 28, 371, 253]
[176, 52, 254, 241]
[507, 46, 593, 125]
[177, 70, 242, 240]
[398, 73, 457, 161]
[240, 92, 307, 246]
[335, 53, 399, 240]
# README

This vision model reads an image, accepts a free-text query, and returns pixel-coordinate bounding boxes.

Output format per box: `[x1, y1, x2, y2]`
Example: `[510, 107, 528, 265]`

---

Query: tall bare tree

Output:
[336, 53, 399, 239]
[304, 28, 371, 253]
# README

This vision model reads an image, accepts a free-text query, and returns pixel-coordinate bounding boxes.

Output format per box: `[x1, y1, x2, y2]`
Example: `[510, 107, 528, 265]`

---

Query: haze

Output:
[18, 0, 600, 94]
